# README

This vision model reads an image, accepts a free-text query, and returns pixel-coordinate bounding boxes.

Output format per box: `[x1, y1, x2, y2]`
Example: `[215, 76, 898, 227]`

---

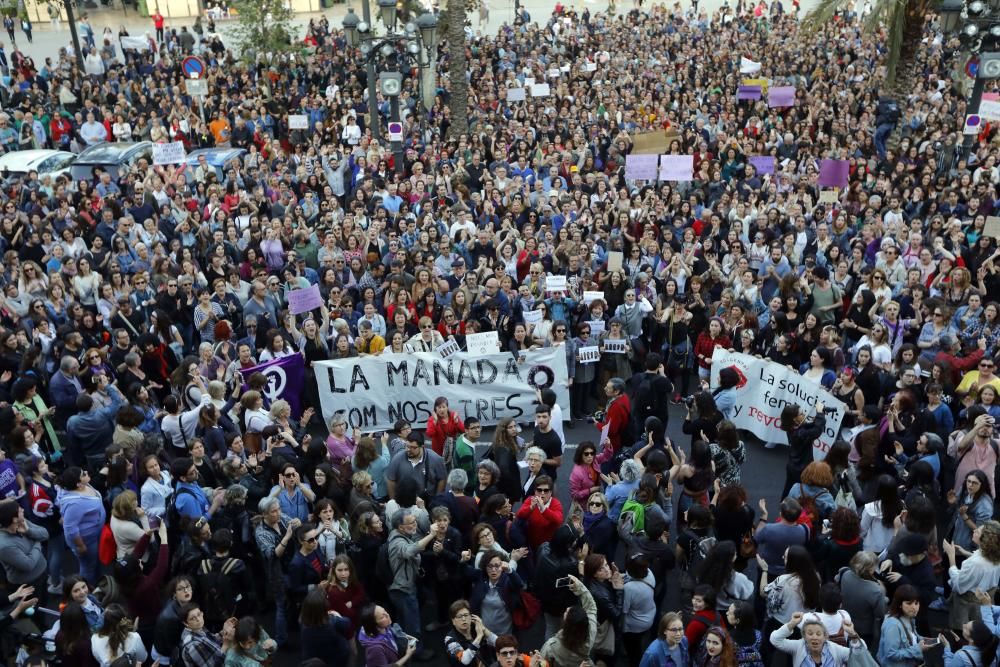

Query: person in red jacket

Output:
[694, 317, 732, 382]
[685, 584, 726, 649]
[514, 475, 563, 550]
[595, 378, 632, 471]
[325, 554, 366, 634]
[426, 396, 464, 458]
[49, 114, 73, 149]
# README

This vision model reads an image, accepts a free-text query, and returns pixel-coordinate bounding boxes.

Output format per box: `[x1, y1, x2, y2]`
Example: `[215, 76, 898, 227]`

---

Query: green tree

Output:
[230, 0, 298, 58]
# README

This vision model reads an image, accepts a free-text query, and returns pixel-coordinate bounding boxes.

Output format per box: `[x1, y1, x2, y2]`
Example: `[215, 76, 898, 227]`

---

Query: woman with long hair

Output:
[758, 546, 821, 665]
[693, 626, 737, 667]
[948, 470, 995, 553]
[726, 601, 765, 667]
[90, 603, 148, 666]
[878, 585, 935, 666]
[488, 418, 524, 503]
[860, 474, 904, 553]
[696, 540, 754, 611]
[538, 575, 597, 667]
[640, 611, 690, 667]
[55, 601, 99, 667]
[325, 554, 367, 634]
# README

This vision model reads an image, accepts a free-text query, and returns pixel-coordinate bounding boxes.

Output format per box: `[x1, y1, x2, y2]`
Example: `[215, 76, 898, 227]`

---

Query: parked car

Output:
[70, 141, 154, 181]
[0, 149, 76, 182]
[184, 148, 247, 182]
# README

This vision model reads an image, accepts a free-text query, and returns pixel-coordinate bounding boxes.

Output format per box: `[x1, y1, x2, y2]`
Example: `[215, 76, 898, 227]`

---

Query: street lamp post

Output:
[343, 4, 438, 175]
[939, 0, 1000, 164]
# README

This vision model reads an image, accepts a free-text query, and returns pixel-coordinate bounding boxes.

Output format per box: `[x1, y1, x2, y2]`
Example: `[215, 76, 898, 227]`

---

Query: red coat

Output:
[426, 410, 464, 456]
[596, 393, 632, 459]
[515, 496, 564, 550]
[326, 581, 366, 633]
[694, 332, 731, 370]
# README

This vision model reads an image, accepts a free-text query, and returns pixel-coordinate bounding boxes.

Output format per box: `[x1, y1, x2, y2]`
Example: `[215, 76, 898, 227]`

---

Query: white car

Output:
[0, 149, 77, 182]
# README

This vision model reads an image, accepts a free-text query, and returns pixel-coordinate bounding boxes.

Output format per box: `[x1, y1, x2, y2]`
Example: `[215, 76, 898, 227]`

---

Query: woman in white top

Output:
[72, 257, 102, 307]
[109, 491, 150, 560]
[240, 391, 273, 433]
[771, 611, 861, 667]
[850, 322, 893, 370]
[860, 475, 904, 554]
[139, 455, 172, 526]
[944, 520, 1000, 628]
[471, 523, 530, 571]
[759, 546, 821, 629]
[91, 603, 148, 667]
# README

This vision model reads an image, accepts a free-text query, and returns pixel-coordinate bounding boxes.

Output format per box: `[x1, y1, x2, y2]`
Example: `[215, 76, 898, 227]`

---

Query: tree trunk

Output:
[445, 0, 468, 140]
[886, 2, 930, 152]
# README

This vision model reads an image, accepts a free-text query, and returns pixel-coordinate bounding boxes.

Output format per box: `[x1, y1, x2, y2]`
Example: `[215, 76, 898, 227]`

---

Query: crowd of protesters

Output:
[1, 0, 1000, 665]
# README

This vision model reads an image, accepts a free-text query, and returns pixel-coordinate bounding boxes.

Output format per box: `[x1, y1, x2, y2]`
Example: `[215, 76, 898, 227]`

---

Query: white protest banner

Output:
[314, 348, 571, 432]
[579, 346, 600, 364]
[546, 275, 567, 292]
[507, 87, 526, 102]
[583, 291, 604, 305]
[658, 155, 694, 181]
[740, 56, 762, 74]
[981, 99, 1000, 122]
[708, 349, 845, 459]
[152, 141, 186, 166]
[121, 35, 152, 51]
[466, 331, 500, 355]
[603, 338, 627, 354]
[288, 114, 309, 130]
[588, 320, 605, 337]
[531, 83, 551, 97]
[287, 284, 322, 314]
[523, 309, 543, 326]
[436, 338, 461, 358]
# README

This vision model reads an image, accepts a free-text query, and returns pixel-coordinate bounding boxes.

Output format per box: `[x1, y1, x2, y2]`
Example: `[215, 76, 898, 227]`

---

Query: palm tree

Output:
[443, 0, 470, 139]
[803, 0, 936, 146]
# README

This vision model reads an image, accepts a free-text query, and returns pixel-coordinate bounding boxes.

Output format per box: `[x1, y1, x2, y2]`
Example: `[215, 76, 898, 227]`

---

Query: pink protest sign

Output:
[287, 284, 322, 315]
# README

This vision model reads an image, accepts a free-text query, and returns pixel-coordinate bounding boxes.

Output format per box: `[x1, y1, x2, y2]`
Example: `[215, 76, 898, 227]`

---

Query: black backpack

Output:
[198, 557, 239, 627]
[376, 540, 394, 584]
[165, 487, 197, 545]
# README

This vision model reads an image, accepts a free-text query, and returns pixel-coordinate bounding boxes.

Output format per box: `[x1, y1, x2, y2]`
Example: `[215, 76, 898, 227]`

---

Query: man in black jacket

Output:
[630, 353, 673, 435]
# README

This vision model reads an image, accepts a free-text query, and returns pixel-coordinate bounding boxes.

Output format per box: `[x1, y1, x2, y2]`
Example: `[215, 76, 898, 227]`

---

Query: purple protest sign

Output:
[749, 156, 775, 175]
[737, 85, 762, 101]
[287, 284, 322, 315]
[767, 86, 796, 108]
[241, 354, 307, 418]
[625, 154, 659, 181]
[818, 159, 850, 188]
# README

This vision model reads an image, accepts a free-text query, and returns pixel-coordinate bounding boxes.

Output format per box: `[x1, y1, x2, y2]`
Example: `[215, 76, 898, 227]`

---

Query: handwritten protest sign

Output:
[546, 275, 568, 292]
[583, 291, 604, 305]
[658, 155, 694, 181]
[466, 332, 500, 355]
[607, 252, 623, 272]
[287, 284, 322, 315]
[507, 88, 526, 102]
[985, 216, 1000, 240]
[288, 115, 309, 129]
[152, 142, 186, 166]
[523, 309, 543, 326]
[588, 320, 606, 337]
[749, 156, 775, 175]
[530, 83, 551, 97]
[737, 85, 762, 101]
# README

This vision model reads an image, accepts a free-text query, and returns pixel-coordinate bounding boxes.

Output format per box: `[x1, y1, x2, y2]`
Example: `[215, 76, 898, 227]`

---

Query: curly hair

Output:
[980, 521, 1000, 564]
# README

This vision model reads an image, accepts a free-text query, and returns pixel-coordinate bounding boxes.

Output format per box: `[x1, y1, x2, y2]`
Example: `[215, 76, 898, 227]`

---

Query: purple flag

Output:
[767, 85, 796, 108]
[736, 85, 762, 101]
[749, 156, 775, 175]
[241, 354, 307, 418]
[818, 159, 850, 188]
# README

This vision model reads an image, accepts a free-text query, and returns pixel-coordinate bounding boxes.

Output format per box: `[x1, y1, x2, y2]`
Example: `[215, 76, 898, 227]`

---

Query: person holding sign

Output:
[426, 397, 465, 458]
[597, 318, 633, 402]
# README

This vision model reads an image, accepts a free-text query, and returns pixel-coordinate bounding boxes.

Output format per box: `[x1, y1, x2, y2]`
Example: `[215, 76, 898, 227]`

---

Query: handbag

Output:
[511, 590, 541, 630]
[846, 641, 878, 667]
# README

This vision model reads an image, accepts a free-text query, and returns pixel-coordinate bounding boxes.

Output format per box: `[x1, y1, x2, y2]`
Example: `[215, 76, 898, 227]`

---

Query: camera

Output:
[683, 395, 696, 409]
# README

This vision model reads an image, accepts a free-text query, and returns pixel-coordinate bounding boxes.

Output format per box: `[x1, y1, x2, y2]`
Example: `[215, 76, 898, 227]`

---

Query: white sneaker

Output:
[764, 442, 779, 449]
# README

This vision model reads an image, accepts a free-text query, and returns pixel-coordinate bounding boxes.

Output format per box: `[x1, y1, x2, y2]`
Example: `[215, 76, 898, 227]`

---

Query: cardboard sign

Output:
[583, 291, 604, 305]
[507, 87, 526, 102]
[625, 154, 659, 181]
[603, 338, 627, 354]
[288, 114, 309, 130]
[466, 331, 500, 355]
[287, 284, 322, 314]
[546, 275, 568, 292]
[631, 130, 671, 155]
[658, 155, 694, 181]
[607, 251, 623, 273]
[530, 83, 551, 97]
[523, 309, 543, 326]
[152, 141, 186, 166]
[579, 346, 600, 364]
[436, 338, 461, 358]
[985, 216, 1000, 240]
[818, 190, 839, 204]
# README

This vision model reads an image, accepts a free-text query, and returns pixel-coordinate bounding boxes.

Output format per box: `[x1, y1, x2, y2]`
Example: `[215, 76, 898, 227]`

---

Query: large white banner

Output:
[314, 348, 571, 432]
[709, 349, 846, 460]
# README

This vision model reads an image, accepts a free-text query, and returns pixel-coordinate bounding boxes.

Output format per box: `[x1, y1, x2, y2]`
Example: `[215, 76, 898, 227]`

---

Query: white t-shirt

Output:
[91, 631, 148, 667]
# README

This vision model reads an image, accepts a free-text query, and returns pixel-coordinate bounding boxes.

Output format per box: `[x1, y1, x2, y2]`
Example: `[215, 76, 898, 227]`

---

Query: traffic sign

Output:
[182, 56, 206, 79]
[965, 114, 982, 135]
[967, 56, 979, 79]
[388, 121, 403, 141]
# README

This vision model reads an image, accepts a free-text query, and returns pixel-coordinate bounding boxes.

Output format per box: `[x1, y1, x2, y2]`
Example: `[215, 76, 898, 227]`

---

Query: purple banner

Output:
[749, 156, 775, 175]
[736, 85, 762, 101]
[768, 85, 796, 108]
[818, 159, 850, 188]
[241, 353, 307, 418]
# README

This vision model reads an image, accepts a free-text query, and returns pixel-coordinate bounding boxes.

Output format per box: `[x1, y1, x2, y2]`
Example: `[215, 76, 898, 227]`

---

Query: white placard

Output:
[603, 338, 627, 354]
[981, 99, 1000, 121]
[186, 78, 208, 96]
[152, 141, 186, 166]
[436, 338, 460, 358]
[546, 275, 567, 292]
[560, 64, 570, 72]
[288, 114, 309, 130]
[121, 35, 152, 51]
[585, 62, 597, 72]
[531, 83, 551, 98]
[525, 77, 536, 86]
[507, 87, 526, 102]
[579, 346, 600, 364]
[588, 320, 605, 337]
[523, 309, 543, 326]
[583, 291, 604, 305]
[314, 349, 570, 432]
[466, 331, 500, 356]
[547, 68, 561, 78]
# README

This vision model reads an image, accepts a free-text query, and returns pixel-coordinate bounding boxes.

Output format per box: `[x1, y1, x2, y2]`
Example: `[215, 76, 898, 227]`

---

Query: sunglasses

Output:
[588, 501, 603, 507]
[535, 487, 552, 494]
